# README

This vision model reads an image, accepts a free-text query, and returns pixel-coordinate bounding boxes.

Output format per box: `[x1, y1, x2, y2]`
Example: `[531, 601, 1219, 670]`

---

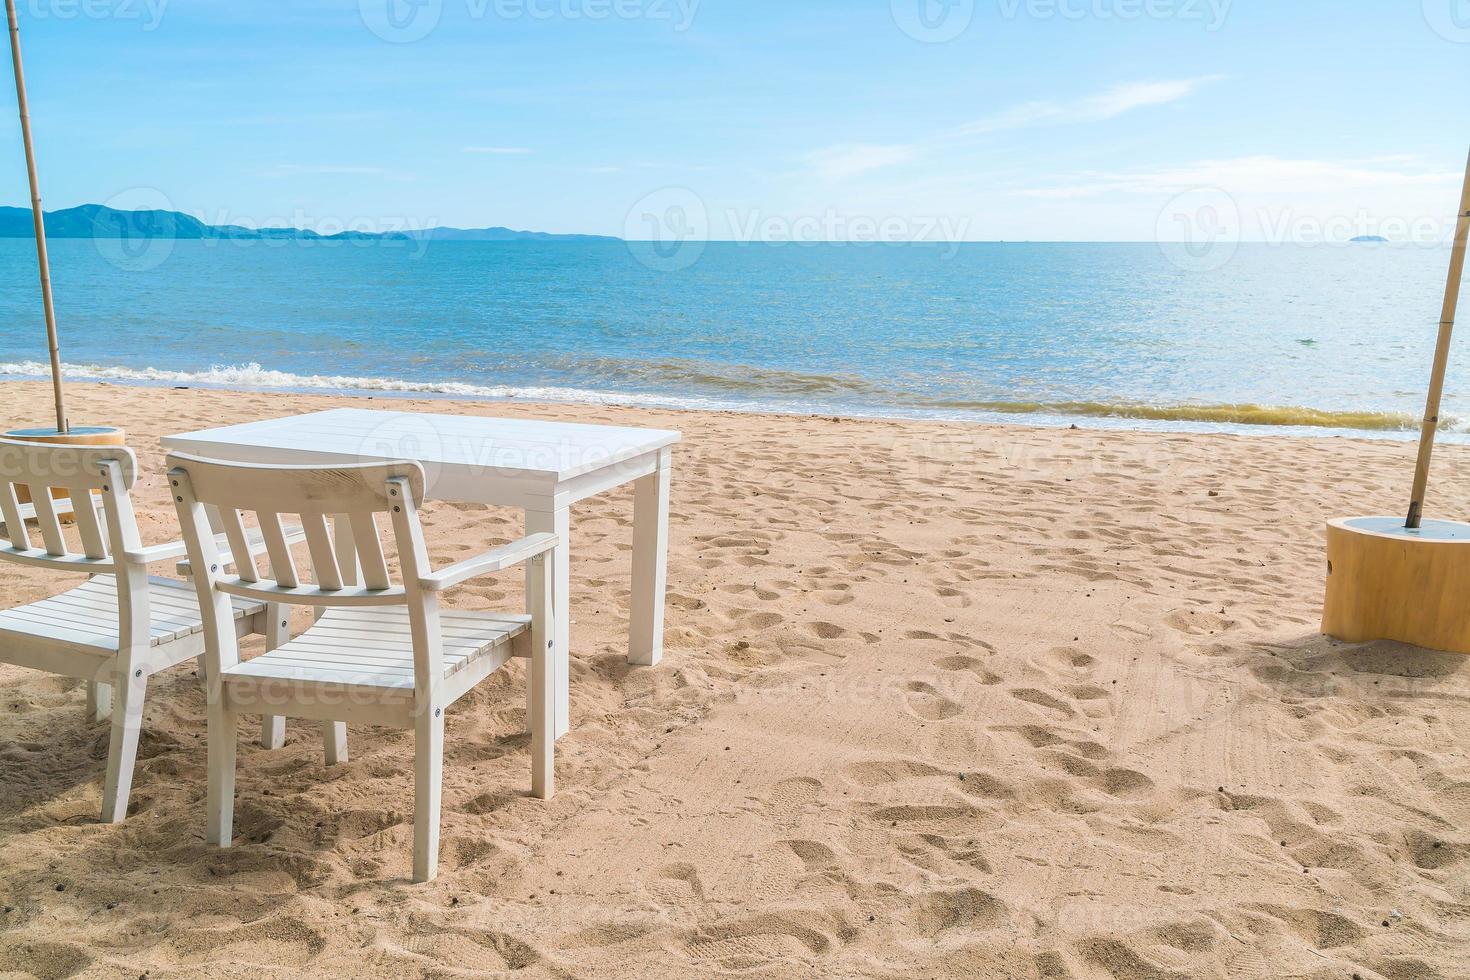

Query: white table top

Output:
[161, 408, 681, 483]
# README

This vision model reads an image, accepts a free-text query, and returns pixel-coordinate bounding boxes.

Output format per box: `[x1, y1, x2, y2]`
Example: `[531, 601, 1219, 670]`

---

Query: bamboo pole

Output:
[1406, 148, 1470, 529]
[4, 0, 66, 434]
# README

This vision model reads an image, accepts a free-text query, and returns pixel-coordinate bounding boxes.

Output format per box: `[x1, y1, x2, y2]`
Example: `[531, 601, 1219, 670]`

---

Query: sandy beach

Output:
[0, 380, 1467, 979]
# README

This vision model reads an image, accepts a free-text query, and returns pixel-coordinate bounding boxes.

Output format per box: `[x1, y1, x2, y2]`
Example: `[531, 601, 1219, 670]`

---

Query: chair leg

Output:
[207, 700, 239, 847]
[87, 680, 112, 723]
[100, 669, 147, 824]
[529, 553, 556, 800]
[322, 721, 348, 766]
[412, 707, 444, 884]
[260, 716, 286, 750]
[260, 605, 289, 748]
[531, 633, 555, 801]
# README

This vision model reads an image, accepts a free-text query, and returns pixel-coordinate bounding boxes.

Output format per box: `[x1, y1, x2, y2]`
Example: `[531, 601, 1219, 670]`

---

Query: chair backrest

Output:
[0, 437, 140, 573]
[168, 452, 438, 693]
[166, 452, 429, 609]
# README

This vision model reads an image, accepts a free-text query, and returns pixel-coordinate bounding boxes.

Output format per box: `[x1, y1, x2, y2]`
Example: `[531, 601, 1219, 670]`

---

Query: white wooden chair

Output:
[0, 438, 281, 823]
[167, 452, 559, 883]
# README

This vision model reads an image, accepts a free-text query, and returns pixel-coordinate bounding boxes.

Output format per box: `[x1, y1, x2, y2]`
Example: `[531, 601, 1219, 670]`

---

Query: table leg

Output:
[629, 447, 671, 667]
[527, 506, 570, 739]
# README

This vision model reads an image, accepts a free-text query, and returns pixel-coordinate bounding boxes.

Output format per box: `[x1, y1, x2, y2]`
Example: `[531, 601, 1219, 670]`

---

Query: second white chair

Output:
[167, 453, 560, 882]
[0, 438, 284, 822]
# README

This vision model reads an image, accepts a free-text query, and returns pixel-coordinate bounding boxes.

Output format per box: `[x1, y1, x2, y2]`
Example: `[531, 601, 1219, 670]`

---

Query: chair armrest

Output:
[122, 539, 191, 565]
[174, 523, 307, 576]
[420, 533, 558, 593]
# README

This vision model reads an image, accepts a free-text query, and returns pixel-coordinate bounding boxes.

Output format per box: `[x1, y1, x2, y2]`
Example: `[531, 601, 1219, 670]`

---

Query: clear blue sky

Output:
[1, 0, 1467, 241]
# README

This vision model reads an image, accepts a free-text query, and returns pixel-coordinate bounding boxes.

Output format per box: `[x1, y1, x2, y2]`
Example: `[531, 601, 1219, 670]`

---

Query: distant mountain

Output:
[1350, 235, 1389, 243]
[0, 204, 617, 243]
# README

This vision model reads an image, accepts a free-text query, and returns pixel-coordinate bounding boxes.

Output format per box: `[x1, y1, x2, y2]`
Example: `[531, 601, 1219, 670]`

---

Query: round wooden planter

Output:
[1322, 516, 1470, 655]
[3, 425, 126, 507]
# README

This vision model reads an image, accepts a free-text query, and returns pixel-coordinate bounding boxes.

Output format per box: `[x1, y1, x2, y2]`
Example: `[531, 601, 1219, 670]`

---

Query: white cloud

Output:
[956, 76, 1219, 136]
[462, 146, 533, 155]
[803, 143, 919, 180]
[804, 77, 1216, 181]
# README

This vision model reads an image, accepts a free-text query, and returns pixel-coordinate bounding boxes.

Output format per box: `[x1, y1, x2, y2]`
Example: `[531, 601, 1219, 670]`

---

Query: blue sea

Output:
[0, 237, 1461, 438]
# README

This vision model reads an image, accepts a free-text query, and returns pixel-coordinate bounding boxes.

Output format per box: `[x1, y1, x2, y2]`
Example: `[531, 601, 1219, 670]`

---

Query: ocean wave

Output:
[0, 359, 744, 411]
[0, 359, 1451, 434]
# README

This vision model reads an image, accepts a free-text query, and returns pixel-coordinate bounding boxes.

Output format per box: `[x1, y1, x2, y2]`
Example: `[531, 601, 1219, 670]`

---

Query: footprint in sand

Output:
[781, 838, 839, 871]
[1037, 646, 1097, 673]
[866, 801, 1005, 835]
[907, 887, 1010, 934]
[764, 776, 823, 825]
[806, 621, 849, 640]
[331, 808, 406, 840]
[904, 681, 963, 720]
[1009, 688, 1077, 719]
[0, 942, 92, 979]
[677, 912, 833, 967]
[1253, 905, 1365, 950]
[935, 585, 972, 608]
[649, 862, 707, 905]
[936, 655, 1004, 686]
[844, 758, 945, 787]
[1093, 767, 1155, 799]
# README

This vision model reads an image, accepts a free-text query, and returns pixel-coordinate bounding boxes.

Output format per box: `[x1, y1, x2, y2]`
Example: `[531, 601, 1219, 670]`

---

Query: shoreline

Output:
[0, 368, 1454, 445]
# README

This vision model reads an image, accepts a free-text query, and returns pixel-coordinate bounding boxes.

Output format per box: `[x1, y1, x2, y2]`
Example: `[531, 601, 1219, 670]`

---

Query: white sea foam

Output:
[0, 358, 1456, 441]
[0, 359, 765, 413]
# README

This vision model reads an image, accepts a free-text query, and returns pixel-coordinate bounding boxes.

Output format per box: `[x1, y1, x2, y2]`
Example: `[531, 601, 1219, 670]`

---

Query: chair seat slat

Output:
[221, 607, 524, 690]
[0, 576, 264, 652]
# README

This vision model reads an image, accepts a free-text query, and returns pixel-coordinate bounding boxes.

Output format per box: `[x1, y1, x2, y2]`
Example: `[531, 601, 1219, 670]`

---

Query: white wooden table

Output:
[161, 408, 680, 738]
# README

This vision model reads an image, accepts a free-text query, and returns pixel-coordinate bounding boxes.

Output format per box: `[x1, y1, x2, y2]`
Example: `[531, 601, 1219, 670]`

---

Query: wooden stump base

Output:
[1323, 516, 1470, 655]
